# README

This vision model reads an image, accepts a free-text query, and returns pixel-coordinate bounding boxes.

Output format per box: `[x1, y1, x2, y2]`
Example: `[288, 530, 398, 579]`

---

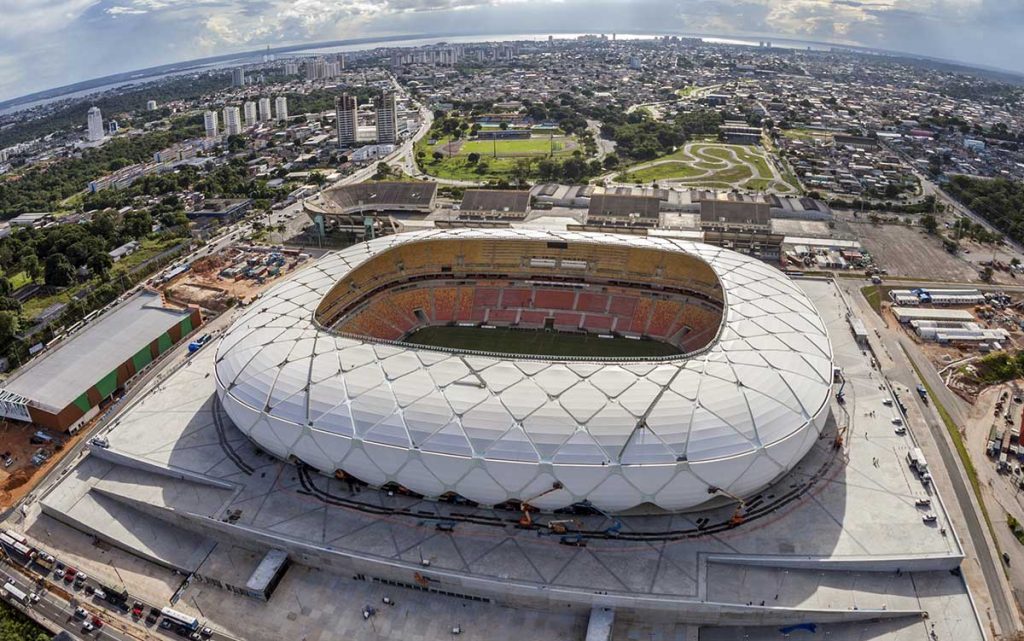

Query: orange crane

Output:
[707, 486, 747, 526]
[518, 482, 564, 527]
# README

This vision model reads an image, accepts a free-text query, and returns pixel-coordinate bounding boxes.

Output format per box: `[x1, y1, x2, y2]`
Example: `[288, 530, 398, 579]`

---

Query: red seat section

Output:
[534, 289, 575, 310]
[582, 315, 612, 332]
[553, 312, 581, 329]
[577, 292, 608, 313]
[519, 311, 549, 327]
[473, 287, 501, 307]
[487, 309, 518, 324]
[608, 295, 638, 317]
[500, 288, 532, 308]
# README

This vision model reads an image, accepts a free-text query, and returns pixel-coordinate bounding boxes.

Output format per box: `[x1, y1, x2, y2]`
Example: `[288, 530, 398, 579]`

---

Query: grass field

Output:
[404, 326, 682, 358]
[416, 134, 576, 182]
[459, 137, 567, 156]
[619, 163, 705, 183]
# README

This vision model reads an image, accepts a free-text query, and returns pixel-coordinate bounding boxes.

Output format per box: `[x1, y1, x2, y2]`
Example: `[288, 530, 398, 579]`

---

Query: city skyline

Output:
[0, 0, 1021, 103]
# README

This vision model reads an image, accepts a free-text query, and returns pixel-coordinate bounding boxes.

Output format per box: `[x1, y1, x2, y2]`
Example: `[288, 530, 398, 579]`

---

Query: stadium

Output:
[214, 228, 833, 513]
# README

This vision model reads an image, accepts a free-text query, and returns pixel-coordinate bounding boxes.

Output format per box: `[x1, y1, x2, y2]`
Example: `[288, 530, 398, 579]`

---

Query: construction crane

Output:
[518, 482, 564, 527]
[707, 486, 747, 527]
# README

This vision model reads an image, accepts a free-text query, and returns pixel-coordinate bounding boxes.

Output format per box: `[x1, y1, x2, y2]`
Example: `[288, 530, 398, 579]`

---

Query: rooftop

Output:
[2, 290, 193, 413]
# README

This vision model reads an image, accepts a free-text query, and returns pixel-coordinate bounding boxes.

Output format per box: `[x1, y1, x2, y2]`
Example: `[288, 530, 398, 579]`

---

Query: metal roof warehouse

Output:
[0, 291, 202, 432]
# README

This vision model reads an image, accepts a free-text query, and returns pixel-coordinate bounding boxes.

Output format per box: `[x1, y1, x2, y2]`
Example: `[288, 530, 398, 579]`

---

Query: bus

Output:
[3, 530, 27, 545]
[0, 533, 34, 560]
[3, 582, 28, 605]
[161, 607, 199, 632]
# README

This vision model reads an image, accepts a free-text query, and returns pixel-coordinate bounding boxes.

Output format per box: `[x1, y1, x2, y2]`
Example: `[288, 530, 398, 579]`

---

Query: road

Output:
[586, 119, 615, 161]
[840, 279, 1020, 636]
[899, 336, 1017, 635]
[0, 546, 244, 641]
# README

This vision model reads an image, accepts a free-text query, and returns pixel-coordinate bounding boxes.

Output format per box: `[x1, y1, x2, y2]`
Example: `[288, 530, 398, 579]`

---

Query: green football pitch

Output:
[403, 326, 682, 358]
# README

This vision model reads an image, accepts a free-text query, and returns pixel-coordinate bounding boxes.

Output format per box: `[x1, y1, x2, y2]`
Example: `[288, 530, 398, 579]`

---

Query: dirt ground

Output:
[0, 416, 97, 509]
[841, 219, 1024, 285]
[165, 248, 306, 309]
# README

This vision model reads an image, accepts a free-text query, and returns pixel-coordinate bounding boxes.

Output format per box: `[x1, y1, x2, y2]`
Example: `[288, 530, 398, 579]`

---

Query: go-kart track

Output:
[616, 142, 799, 193]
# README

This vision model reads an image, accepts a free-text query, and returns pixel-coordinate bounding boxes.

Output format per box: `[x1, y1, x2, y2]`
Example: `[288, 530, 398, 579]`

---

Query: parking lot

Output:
[849, 221, 985, 281]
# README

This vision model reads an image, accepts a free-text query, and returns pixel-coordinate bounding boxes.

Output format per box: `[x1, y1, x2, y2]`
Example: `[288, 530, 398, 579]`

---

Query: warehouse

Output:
[0, 291, 202, 432]
[891, 307, 975, 324]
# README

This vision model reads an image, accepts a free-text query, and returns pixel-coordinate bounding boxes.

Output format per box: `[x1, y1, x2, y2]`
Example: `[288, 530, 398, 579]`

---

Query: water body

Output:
[0, 32, 846, 116]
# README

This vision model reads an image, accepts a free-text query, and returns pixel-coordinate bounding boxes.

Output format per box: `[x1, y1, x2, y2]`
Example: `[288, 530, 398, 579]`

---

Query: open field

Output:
[417, 134, 577, 181]
[847, 221, 993, 282]
[615, 142, 798, 193]
[404, 326, 682, 358]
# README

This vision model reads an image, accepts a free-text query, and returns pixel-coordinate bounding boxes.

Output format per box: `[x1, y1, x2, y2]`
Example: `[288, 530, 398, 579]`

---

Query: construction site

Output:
[162, 246, 310, 311]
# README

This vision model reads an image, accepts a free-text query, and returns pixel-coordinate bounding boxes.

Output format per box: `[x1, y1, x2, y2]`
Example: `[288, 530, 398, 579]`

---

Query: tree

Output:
[309, 171, 327, 187]
[432, 151, 444, 162]
[602, 155, 620, 170]
[0, 312, 18, 346]
[89, 252, 114, 280]
[466, 152, 481, 164]
[511, 159, 532, 187]
[19, 254, 40, 283]
[122, 211, 153, 238]
[921, 214, 939, 234]
[44, 253, 75, 287]
[499, 122, 509, 130]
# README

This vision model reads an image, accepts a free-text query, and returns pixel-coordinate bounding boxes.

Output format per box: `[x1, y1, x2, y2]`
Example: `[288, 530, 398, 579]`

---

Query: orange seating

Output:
[629, 298, 653, 334]
[455, 287, 475, 322]
[433, 287, 457, 322]
[647, 300, 682, 338]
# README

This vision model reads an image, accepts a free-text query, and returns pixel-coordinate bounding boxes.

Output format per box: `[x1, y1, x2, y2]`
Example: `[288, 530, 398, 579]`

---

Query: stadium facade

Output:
[214, 229, 833, 513]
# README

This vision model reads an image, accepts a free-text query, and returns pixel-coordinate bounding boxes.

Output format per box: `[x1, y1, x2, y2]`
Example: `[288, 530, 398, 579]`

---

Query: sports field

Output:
[404, 326, 682, 358]
[459, 137, 568, 156]
[416, 133, 577, 181]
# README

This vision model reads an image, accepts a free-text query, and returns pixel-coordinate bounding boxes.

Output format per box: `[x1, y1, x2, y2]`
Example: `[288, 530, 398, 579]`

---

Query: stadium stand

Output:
[319, 237, 724, 353]
[433, 287, 457, 322]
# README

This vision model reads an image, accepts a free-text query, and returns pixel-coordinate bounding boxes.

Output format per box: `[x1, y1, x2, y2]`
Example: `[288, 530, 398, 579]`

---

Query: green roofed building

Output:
[0, 290, 202, 432]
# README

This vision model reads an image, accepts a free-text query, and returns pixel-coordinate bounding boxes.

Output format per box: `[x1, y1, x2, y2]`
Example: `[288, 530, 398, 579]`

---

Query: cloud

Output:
[0, 0, 1020, 102]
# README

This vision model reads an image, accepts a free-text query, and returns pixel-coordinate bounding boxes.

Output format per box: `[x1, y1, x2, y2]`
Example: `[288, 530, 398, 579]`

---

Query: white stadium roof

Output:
[214, 228, 833, 512]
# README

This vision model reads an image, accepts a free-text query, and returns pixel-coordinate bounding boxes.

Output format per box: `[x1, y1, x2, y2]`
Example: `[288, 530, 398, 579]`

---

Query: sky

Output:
[0, 0, 1021, 101]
